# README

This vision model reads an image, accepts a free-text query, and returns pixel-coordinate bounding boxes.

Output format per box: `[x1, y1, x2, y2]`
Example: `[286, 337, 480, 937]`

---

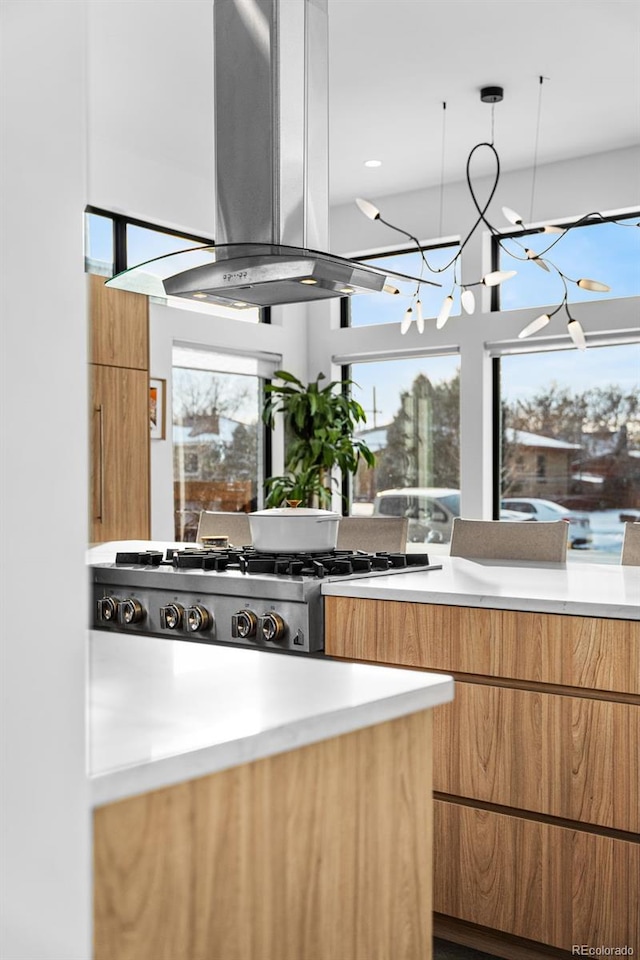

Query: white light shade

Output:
[355, 197, 380, 221]
[518, 313, 550, 339]
[383, 284, 400, 295]
[436, 295, 454, 330]
[400, 307, 413, 335]
[577, 278, 610, 292]
[543, 224, 565, 234]
[567, 318, 587, 350]
[502, 206, 524, 226]
[482, 269, 517, 287]
[461, 289, 476, 314]
[526, 249, 550, 271]
[415, 299, 424, 334]
[364, 159, 382, 168]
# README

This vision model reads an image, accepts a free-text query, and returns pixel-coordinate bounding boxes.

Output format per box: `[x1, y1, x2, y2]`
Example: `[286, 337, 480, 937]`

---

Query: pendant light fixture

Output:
[355, 81, 638, 348]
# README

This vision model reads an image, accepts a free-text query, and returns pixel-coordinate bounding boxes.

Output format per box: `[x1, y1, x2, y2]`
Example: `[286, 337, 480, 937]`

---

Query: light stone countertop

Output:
[321, 556, 640, 620]
[88, 631, 453, 808]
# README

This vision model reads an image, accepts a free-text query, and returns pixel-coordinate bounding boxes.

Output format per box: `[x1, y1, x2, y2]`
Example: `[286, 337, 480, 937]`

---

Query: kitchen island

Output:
[322, 557, 640, 958]
[89, 631, 453, 960]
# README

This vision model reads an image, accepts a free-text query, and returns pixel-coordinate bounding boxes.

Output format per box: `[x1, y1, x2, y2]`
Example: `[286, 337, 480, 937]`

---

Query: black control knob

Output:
[260, 612, 286, 643]
[98, 596, 119, 622]
[160, 603, 184, 630]
[232, 609, 258, 639]
[185, 605, 212, 633]
[119, 598, 145, 625]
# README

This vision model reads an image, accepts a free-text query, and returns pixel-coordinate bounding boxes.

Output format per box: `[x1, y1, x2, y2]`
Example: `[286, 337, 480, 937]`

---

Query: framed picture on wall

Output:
[149, 377, 166, 440]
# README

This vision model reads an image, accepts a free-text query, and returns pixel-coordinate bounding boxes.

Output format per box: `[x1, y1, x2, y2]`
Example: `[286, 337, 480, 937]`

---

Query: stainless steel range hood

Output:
[106, 0, 428, 308]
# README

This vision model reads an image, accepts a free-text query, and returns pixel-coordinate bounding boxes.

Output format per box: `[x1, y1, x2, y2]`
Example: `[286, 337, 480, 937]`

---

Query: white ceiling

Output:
[327, 0, 640, 205]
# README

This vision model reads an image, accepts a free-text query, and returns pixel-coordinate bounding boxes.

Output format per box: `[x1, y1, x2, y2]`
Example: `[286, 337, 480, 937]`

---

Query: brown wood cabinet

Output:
[89, 275, 150, 542]
[94, 711, 434, 960]
[325, 597, 640, 958]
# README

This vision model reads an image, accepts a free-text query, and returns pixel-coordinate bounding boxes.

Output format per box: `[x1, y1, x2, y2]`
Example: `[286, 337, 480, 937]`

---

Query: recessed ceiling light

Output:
[192, 292, 208, 299]
[299, 278, 318, 284]
[232, 301, 249, 307]
[340, 287, 355, 294]
[364, 159, 382, 168]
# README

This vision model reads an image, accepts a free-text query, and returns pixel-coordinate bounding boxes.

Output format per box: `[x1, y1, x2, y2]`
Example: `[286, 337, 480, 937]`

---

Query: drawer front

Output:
[325, 597, 640, 694]
[434, 800, 640, 951]
[434, 682, 640, 832]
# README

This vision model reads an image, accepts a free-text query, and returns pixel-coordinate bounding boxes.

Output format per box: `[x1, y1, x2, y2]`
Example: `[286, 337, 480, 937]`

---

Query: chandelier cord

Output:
[529, 76, 547, 223]
[439, 102, 447, 237]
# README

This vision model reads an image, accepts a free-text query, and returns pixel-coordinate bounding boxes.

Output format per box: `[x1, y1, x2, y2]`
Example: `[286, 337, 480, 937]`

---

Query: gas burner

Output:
[115, 546, 434, 580]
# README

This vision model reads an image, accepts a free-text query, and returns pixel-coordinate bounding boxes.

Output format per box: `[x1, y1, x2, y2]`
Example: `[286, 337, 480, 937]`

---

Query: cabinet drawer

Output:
[434, 800, 639, 950]
[325, 597, 640, 695]
[433, 682, 640, 832]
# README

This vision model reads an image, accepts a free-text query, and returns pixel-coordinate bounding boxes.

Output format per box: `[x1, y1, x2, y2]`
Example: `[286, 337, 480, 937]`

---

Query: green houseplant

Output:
[263, 371, 376, 508]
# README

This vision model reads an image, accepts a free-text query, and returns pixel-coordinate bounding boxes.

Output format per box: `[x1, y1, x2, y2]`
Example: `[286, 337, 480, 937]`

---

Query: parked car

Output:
[372, 488, 533, 543]
[500, 497, 592, 547]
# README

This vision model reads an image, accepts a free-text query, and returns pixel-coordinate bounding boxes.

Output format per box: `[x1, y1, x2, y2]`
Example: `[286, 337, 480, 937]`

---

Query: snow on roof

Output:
[506, 428, 582, 451]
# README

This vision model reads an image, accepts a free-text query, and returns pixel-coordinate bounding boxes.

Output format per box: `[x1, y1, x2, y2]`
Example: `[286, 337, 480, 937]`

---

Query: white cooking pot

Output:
[248, 506, 341, 553]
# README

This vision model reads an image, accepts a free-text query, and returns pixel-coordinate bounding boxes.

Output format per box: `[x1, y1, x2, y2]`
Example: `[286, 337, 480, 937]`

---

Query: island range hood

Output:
[106, 0, 430, 308]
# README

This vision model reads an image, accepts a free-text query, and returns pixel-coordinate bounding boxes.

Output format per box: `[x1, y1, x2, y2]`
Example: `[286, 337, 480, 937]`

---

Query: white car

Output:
[372, 488, 533, 544]
[501, 497, 592, 547]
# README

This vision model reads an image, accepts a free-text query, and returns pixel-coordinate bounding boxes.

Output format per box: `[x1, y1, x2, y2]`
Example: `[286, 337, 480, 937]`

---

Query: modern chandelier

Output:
[354, 83, 636, 350]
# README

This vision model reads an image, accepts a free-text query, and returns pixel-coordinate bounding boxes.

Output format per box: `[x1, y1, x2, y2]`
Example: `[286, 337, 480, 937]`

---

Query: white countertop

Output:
[88, 631, 453, 808]
[322, 556, 640, 620]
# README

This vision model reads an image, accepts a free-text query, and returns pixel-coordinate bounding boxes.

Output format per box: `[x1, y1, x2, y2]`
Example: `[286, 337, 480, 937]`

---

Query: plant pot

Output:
[248, 507, 341, 553]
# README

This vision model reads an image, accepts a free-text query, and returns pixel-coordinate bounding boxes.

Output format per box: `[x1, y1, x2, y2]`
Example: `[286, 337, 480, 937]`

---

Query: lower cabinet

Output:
[325, 597, 640, 957]
[90, 363, 150, 542]
[94, 712, 434, 960]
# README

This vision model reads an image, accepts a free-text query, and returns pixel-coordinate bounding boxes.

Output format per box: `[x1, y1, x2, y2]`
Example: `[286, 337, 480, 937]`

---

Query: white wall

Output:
[87, 0, 216, 237]
[0, 3, 91, 957]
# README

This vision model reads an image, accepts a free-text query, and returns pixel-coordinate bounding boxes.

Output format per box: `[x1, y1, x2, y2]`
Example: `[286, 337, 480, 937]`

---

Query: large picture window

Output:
[347, 244, 461, 327]
[496, 214, 640, 312]
[348, 355, 460, 549]
[498, 343, 640, 562]
[172, 347, 269, 541]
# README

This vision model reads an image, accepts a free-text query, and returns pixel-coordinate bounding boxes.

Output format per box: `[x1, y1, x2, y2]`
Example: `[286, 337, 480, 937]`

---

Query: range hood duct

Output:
[106, 0, 428, 308]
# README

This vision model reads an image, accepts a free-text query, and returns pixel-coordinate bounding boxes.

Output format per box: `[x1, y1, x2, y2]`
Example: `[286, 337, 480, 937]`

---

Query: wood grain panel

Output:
[90, 364, 150, 541]
[325, 597, 640, 694]
[433, 683, 640, 832]
[95, 710, 433, 960]
[89, 273, 148, 369]
[434, 801, 639, 951]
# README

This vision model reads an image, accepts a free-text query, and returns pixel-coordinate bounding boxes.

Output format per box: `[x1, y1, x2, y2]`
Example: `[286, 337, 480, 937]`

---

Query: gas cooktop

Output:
[91, 545, 441, 655]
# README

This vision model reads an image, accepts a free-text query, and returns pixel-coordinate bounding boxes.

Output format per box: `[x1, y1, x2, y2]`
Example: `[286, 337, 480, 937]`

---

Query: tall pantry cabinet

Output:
[89, 275, 150, 542]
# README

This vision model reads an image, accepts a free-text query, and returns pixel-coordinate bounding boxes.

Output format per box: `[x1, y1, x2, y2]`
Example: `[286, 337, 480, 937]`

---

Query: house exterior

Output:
[502, 428, 582, 501]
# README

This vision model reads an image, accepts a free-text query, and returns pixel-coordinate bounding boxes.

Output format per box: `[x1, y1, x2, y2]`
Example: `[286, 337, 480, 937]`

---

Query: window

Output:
[84, 211, 114, 276]
[496, 214, 640, 312]
[172, 346, 275, 541]
[498, 343, 640, 562]
[348, 354, 460, 548]
[347, 244, 461, 327]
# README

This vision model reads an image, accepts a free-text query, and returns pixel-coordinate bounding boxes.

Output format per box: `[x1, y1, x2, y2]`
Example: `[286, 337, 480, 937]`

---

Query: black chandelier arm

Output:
[376, 216, 444, 284]
[465, 142, 504, 238]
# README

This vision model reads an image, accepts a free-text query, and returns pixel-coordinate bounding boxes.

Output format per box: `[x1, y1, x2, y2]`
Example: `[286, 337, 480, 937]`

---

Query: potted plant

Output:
[263, 371, 376, 508]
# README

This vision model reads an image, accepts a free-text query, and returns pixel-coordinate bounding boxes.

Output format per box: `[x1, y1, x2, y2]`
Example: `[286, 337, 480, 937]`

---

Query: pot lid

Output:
[250, 507, 340, 518]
